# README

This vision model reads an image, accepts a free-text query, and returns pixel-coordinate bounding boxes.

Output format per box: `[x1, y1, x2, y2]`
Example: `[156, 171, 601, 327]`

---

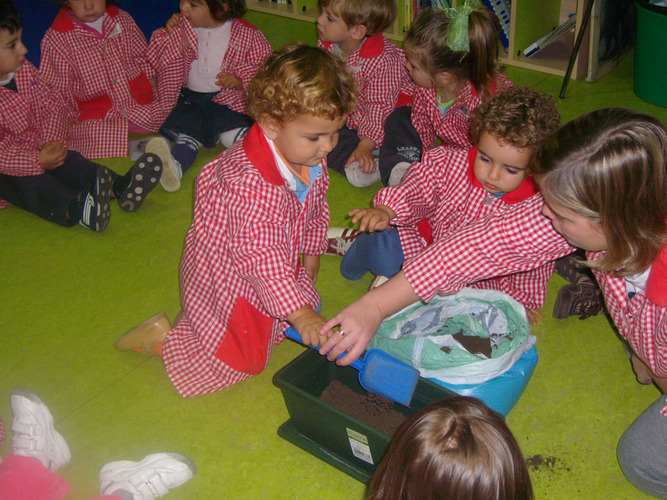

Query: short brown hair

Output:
[367, 397, 534, 500]
[470, 86, 561, 153]
[319, 0, 396, 36]
[246, 43, 358, 124]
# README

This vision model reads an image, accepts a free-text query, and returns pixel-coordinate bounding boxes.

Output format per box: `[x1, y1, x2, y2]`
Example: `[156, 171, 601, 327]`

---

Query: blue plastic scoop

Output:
[284, 327, 419, 407]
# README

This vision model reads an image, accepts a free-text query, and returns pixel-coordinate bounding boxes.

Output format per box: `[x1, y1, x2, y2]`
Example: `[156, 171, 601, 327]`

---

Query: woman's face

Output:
[541, 192, 608, 252]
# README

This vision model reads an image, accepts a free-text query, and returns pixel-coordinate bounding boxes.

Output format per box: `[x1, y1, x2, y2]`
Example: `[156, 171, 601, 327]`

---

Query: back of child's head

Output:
[318, 0, 396, 36]
[404, 4, 500, 100]
[469, 86, 560, 152]
[0, 0, 22, 34]
[367, 397, 533, 500]
[246, 42, 358, 125]
[535, 107, 667, 275]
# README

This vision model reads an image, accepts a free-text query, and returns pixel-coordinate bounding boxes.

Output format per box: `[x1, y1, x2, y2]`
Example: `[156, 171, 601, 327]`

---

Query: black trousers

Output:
[378, 106, 423, 186]
[325, 125, 361, 176]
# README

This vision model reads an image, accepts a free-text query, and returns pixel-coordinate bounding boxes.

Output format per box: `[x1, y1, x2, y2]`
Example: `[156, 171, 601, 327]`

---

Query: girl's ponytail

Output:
[466, 7, 501, 101]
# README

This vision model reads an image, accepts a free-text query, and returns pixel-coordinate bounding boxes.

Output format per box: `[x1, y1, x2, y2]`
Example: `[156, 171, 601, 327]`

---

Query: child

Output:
[39, 0, 165, 159]
[340, 86, 560, 325]
[0, 388, 195, 499]
[379, 3, 512, 186]
[367, 396, 533, 500]
[0, 1, 162, 232]
[317, 0, 413, 187]
[114, 43, 358, 397]
[321, 108, 667, 497]
[145, 0, 272, 192]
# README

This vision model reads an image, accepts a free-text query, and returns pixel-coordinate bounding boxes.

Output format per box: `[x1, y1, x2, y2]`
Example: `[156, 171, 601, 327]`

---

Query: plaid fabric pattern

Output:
[319, 35, 410, 147]
[147, 17, 271, 118]
[162, 125, 329, 397]
[411, 74, 512, 151]
[40, 7, 161, 158]
[375, 146, 551, 309]
[0, 61, 70, 208]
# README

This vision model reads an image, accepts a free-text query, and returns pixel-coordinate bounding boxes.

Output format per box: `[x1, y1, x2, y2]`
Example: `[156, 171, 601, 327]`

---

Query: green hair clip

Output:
[442, 0, 483, 53]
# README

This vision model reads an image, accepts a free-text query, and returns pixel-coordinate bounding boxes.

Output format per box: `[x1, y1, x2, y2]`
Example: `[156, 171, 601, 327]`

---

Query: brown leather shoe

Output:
[114, 312, 172, 355]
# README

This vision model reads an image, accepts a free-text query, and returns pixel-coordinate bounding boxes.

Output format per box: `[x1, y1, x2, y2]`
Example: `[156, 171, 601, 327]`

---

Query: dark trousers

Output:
[378, 106, 423, 186]
[326, 125, 361, 175]
[0, 150, 108, 227]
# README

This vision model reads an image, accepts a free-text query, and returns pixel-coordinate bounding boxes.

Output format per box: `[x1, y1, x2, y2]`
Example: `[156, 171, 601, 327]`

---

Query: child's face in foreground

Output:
[317, 6, 352, 45]
[473, 131, 531, 195]
[67, 0, 107, 24]
[180, 0, 222, 29]
[262, 113, 347, 169]
[541, 193, 608, 252]
[0, 28, 27, 80]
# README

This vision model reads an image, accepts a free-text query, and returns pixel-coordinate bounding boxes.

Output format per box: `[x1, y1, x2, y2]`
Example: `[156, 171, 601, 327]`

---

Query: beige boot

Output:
[114, 312, 172, 355]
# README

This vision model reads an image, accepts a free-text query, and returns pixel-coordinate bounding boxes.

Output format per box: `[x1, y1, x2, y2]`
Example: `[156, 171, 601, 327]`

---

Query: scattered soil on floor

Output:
[319, 380, 407, 436]
[526, 454, 571, 473]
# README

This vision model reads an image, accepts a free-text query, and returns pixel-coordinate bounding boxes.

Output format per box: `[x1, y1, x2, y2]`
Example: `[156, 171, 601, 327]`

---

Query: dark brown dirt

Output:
[319, 380, 407, 435]
[453, 331, 492, 357]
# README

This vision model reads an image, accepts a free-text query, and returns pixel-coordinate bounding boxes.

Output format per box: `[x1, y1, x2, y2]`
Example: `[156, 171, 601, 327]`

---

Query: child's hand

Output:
[39, 141, 67, 170]
[288, 307, 327, 347]
[345, 138, 376, 173]
[303, 254, 320, 283]
[525, 308, 543, 327]
[216, 71, 243, 90]
[348, 205, 395, 232]
[165, 13, 180, 34]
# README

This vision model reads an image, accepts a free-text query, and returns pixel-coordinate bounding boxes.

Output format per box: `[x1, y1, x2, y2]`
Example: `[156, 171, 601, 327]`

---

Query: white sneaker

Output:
[10, 388, 71, 472]
[388, 161, 412, 186]
[345, 160, 381, 187]
[325, 227, 361, 256]
[99, 452, 196, 499]
[146, 137, 181, 193]
[219, 126, 249, 149]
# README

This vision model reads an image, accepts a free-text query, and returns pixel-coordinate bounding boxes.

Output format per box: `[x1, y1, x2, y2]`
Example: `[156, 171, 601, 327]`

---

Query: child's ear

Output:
[435, 70, 456, 88]
[349, 24, 368, 41]
[258, 116, 280, 141]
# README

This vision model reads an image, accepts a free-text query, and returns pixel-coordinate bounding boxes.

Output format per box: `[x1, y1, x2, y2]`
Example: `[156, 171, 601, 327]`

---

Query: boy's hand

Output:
[39, 141, 67, 170]
[348, 205, 395, 232]
[216, 71, 243, 90]
[302, 254, 320, 283]
[525, 308, 543, 327]
[345, 138, 376, 173]
[288, 307, 328, 348]
[165, 13, 180, 34]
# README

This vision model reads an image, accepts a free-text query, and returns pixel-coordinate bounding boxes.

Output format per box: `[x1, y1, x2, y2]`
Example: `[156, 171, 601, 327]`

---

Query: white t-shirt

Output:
[625, 267, 651, 298]
[188, 21, 232, 93]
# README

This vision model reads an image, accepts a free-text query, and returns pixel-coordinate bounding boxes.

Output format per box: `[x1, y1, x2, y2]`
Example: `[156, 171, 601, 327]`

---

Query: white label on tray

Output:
[347, 428, 374, 464]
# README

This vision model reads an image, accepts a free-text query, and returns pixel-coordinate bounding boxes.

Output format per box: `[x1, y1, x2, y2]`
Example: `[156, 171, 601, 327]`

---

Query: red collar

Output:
[242, 124, 285, 186]
[321, 33, 385, 60]
[646, 243, 667, 306]
[466, 146, 538, 204]
[51, 5, 119, 33]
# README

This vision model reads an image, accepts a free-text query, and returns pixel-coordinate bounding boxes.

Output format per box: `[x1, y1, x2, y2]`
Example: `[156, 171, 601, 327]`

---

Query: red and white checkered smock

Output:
[319, 35, 411, 147]
[0, 61, 69, 209]
[411, 74, 512, 151]
[375, 146, 552, 310]
[161, 124, 329, 397]
[39, 6, 163, 159]
[147, 16, 272, 117]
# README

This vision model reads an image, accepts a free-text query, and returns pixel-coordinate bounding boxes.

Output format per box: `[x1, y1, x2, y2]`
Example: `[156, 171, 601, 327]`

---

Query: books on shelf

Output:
[524, 14, 577, 57]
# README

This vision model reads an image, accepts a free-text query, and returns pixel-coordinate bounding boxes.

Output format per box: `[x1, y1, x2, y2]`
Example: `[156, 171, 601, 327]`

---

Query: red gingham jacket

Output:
[411, 74, 512, 151]
[147, 16, 272, 117]
[0, 61, 69, 208]
[375, 146, 552, 310]
[319, 35, 411, 147]
[161, 124, 329, 397]
[40, 6, 163, 158]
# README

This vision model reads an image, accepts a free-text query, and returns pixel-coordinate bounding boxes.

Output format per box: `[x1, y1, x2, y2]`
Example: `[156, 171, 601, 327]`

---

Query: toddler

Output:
[367, 396, 533, 500]
[114, 44, 358, 397]
[317, 0, 413, 187]
[380, 3, 512, 185]
[340, 86, 560, 324]
[146, 0, 272, 192]
[0, 1, 161, 232]
[40, 0, 165, 159]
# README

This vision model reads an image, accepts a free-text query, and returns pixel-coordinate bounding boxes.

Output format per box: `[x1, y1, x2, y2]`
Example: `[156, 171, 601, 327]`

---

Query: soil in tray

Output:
[319, 380, 408, 436]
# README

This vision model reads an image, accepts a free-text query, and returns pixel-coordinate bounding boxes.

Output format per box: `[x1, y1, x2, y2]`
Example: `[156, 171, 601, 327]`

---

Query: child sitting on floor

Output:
[367, 396, 533, 500]
[145, 0, 272, 192]
[379, 3, 512, 185]
[114, 43, 359, 398]
[39, 0, 166, 159]
[339, 86, 560, 325]
[0, 2, 161, 232]
[316, 0, 413, 187]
